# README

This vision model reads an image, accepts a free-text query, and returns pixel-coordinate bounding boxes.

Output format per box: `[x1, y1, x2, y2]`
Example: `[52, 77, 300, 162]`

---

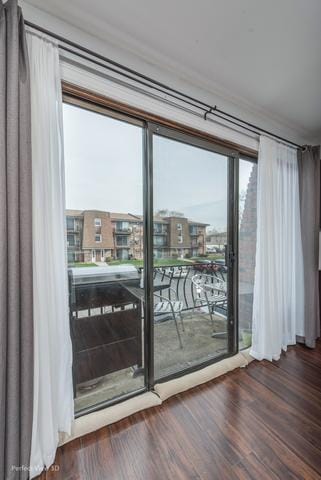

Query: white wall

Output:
[20, 1, 316, 146]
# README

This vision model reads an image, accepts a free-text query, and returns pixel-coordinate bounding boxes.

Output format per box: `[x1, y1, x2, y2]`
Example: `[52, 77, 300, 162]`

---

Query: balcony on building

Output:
[66, 217, 81, 233]
[189, 226, 201, 236]
[114, 221, 132, 234]
[116, 235, 129, 247]
[153, 223, 168, 235]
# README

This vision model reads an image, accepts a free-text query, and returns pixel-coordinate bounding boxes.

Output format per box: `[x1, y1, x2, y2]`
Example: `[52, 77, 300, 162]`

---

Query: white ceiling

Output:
[26, 0, 321, 142]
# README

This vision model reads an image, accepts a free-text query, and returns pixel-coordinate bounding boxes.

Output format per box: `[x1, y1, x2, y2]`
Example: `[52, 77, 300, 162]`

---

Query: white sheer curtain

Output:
[27, 31, 74, 477]
[250, 136, 304, 361]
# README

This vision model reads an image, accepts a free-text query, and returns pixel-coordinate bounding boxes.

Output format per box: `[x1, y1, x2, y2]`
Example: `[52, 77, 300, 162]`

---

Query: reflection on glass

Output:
[238, 159, 257, 349]
[63, 104, 145, 412]
[152, 134, 229, 380]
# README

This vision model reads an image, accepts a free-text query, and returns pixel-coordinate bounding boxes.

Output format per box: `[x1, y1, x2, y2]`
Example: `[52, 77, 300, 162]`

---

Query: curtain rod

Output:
[24, 20, 303, 149]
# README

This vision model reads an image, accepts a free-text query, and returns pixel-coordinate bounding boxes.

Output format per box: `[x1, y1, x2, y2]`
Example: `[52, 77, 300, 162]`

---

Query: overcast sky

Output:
[63, 103, 253, 231]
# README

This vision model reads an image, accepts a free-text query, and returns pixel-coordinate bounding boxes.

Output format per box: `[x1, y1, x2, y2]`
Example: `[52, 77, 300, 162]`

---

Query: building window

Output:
[154, 235, 165, 246]
[116, 235, 128, 246]
[67, 234, 75, 247]
[68, 252, 75, 263]
[177, 223, 182, 231]
[154, 223, 166, 234]
[178, 235, 183, 244]
[94, 218, 101, 227]
[154, 249, 163, 259]
[116, 221, 130, 232]
[66, 217, 75, 231]
[95, 234, 102, 242]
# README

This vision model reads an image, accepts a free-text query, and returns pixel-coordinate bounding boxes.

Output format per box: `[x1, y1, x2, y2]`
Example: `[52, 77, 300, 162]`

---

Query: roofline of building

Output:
[66, 209, 209, 226]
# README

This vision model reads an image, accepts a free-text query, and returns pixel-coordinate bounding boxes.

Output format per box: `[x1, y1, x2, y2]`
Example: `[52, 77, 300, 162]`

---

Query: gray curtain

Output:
[298, 146, 320, 348]
[0, 1, 33, 479]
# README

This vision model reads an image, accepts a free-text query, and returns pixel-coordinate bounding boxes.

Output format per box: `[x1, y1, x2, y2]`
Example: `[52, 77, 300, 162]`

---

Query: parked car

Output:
[194, 259, 227, 274]
[206, 246, 217, 253]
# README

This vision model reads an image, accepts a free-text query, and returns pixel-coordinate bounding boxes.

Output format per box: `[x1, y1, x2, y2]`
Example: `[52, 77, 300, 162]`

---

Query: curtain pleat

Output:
[0, 1, 33, 479]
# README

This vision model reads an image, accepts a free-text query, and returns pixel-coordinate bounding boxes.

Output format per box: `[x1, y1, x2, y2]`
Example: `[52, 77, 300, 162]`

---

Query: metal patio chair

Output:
[154, 287, 184, 348]
[191, 273, 227, 333]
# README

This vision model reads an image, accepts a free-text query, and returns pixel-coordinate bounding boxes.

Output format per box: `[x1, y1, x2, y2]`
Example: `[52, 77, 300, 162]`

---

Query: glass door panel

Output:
[238, 159, 257, 350]
[63, 102, 146, 413]
[152, 131, 232, 380]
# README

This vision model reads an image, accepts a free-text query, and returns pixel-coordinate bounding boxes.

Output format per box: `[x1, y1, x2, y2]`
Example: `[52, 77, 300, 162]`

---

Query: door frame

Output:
[63, 89, 246, 415]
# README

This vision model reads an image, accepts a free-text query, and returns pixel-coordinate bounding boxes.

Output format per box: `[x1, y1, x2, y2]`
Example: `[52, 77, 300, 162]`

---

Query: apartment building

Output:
[66, 209, 207, 263]
[154, 216, 207, 259]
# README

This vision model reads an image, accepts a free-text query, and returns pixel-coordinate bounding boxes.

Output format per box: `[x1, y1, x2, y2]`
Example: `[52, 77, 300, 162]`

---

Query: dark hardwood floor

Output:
[39, 341, 321, 479]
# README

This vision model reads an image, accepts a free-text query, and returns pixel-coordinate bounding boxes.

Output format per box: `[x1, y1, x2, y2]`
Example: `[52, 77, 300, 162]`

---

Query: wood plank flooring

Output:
[38, 341, 321, 479]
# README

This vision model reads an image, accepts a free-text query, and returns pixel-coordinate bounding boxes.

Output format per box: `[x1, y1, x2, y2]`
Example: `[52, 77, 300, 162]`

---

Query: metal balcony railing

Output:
[141, 262, 227, 314]
[114, 228, 132, 234]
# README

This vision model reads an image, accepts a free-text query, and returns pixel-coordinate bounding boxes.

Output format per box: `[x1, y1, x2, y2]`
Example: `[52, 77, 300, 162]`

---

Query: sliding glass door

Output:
[238, 158, 257, 350]
[62, 95, 248, 414]
[150, 126, 237, 381]
[63, 101, 146, 414]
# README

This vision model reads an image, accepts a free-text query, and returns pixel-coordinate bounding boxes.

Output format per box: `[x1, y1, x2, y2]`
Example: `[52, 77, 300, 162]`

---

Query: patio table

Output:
[120, 281, 171, 302]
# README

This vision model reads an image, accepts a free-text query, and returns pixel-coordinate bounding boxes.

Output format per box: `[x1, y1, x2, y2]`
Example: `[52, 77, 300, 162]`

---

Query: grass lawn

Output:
[108, 258, 192, 267]
[69, 257, 225, 269]
[191, 254, 224, 262]
[69, 262, 97, 268]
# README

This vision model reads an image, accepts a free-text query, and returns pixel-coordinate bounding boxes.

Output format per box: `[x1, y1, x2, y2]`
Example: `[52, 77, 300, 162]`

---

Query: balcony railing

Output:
[69, 262, 227, 316]
[114, 228, 132, 234]
[67, 226, 80, 233]
[150, 263, 227, 313]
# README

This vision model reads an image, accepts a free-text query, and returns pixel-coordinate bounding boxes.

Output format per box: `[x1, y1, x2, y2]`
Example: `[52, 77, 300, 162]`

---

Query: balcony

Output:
[116, 241, 129, 248]
[68, 262, 232, 412]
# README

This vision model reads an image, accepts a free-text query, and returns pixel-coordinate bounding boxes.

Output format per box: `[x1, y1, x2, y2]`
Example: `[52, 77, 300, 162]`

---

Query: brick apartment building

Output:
[66, 210, 207, 263]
